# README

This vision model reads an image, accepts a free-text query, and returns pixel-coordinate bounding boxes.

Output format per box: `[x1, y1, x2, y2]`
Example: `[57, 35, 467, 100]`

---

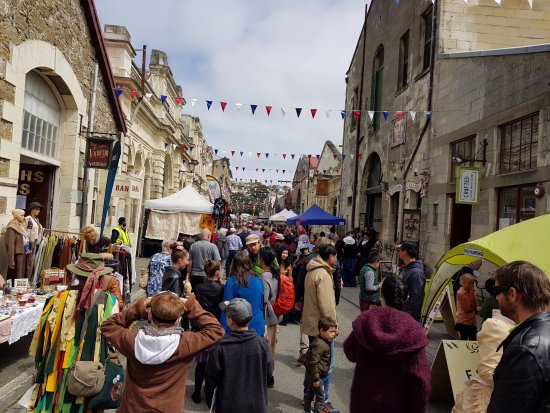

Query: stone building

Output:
[310, 141, 342, 217]
[102, 25, 194, 247]
[211, 156, 232, 202]
[181, 114, 214, 196]
[0, 1, 125, 247]
[340, 0, 550, 263]
[291, 155, 319, 213]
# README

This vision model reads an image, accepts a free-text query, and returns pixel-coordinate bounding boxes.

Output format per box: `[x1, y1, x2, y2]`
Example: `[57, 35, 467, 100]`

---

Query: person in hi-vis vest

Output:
[112, 216, 131, 246]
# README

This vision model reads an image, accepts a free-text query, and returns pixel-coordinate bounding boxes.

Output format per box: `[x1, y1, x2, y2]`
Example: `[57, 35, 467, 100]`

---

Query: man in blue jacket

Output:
[398, 241, 426, 322]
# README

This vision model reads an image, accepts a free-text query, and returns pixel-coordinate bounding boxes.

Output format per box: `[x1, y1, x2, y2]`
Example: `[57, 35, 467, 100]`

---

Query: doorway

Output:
[450, 195, 472, 248]
[367, 194, 382, 231]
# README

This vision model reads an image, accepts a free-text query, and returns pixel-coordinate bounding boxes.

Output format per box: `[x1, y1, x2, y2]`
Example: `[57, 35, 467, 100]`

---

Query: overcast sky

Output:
[96, 1, 367, 184]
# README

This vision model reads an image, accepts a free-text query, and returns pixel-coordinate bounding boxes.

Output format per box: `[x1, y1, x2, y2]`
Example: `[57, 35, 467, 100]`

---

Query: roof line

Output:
[82, 0, 127, 135]
[438, 43, 550, 60]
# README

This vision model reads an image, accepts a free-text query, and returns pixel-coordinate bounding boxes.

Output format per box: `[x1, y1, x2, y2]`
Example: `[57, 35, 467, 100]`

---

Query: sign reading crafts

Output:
[455, 166, 480, 204]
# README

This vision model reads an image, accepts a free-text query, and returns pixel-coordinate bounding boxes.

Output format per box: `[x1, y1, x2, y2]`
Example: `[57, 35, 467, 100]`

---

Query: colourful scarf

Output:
[76, 259, 106, 311]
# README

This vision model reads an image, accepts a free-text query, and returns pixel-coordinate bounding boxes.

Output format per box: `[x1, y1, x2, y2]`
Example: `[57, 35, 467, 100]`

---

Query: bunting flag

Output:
[397, 111, 404, 120]
[236, 103, 242, 111]
[426, 111, 432, 120]
[115, 88, 123, 98]
[220, 101, 227, 112]
[281, 107, 287, 117]
[342, 154, 346, 160]
[164, 143, 169, 149]
[130, 91, 138, 99]
[333, 154, 337, 160]
[145, 92, 153, 99]
[262, 169, 265, 173]
[265, 153, 269, 158]
[353, 110, 360, 121]
[243, 167, 246, 171]
[257, 152, 261, 158]
[341, 110, 346, 120]
[256, 168, 259, 172]
[236, 167, 239, 171]
[240, 151, 244, 156]
[296, 108, 302, 118]
[350, 154, 355, 160]
[190, 99, 197, 107]
[175, 97, 183, 105]
[206, 100, 213, 110]
[291, 154, 295, 159]
[528, 0, 532, 7]
[307, 154, 312, 160]
[368, 111, 375, 121]
[311, 109, 317, 119]
[326, 110, 331, 119]
[410, 111, 416, 121]
[283, 170, 286, 174]
[383, 111, 389, 120]
[215, 149, 219, 155]
[316, 155, 320, 160]
[251, 104, 257, 115]
[282, 153, 287, 159]
[161, 95, 168, 104]
[231, 150, 235, 157]
[189, 146, 194, 152]
[266, 106, 272, 116]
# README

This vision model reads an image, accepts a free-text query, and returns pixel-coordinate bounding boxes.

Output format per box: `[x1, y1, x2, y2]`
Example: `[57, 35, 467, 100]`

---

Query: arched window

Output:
[371, 45, 384, 131]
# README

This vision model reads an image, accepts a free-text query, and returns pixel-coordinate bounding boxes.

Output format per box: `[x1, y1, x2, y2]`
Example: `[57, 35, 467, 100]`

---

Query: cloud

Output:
[95, 0, 366, 184]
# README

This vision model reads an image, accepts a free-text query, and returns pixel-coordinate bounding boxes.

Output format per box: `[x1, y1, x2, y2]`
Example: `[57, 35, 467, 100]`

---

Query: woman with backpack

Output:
[259, 247, 279, 388]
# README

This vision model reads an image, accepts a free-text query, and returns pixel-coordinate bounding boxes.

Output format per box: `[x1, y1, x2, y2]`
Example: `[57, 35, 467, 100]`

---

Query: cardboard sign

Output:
[430, 340, 480, 402]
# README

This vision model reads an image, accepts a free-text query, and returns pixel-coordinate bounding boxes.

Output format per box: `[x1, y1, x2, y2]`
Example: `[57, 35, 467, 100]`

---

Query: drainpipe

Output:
[351, 4, 369, 229]
[395, 0, 438, 244]
[80, 63, 99, 229]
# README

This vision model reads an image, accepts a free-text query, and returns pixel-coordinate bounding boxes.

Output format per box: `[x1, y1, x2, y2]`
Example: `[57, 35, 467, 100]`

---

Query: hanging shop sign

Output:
[113, 178, 141, 199]
[455, 166, 480, 204]
[85, 138, 113, 169]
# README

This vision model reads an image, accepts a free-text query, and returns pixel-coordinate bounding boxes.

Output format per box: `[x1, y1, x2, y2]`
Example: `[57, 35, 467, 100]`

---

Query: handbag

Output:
[88, 353, 125, 409]
[67, 361, 105, 397]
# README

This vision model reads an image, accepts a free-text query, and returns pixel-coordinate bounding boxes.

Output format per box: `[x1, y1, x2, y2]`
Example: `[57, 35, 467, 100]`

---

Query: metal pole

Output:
[80, 63, 99, 229]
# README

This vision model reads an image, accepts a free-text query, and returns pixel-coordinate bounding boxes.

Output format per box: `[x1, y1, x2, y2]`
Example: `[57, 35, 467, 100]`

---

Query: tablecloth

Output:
[0, 305, 43, 345]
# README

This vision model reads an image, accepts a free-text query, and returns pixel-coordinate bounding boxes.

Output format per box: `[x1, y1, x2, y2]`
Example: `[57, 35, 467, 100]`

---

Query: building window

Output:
[422, 7, 433, 71]
[371, 45, 384, 131]
[432, 203, 438, 227]
[398, 31, 409, 90]
[498, 185, 536, 229]
[450, 136, 476, 181]
[350, 87, 359, 131]
[499, 113, 539, 174]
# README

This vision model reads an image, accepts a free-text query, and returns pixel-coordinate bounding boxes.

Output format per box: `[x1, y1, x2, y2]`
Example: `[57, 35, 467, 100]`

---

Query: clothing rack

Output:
[44, 229, 83, 236]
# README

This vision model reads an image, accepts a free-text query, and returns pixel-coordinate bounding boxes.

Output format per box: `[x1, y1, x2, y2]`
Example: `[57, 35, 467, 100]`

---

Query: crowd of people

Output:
[25, 221, 550, 413]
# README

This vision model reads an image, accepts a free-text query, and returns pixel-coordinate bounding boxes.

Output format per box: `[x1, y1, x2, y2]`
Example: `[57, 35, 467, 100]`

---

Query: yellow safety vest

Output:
[114, 226, 130, 245]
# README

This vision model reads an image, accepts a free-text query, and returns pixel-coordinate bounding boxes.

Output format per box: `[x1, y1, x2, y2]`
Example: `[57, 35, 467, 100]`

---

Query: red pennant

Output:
[236, 167, 239, 171]
[221, 101, 227, 112]
[180, 145, 187, 151]
[307, 154, 312, 159]
[266, 106, 272, 116]
[310, 109, 317, 118]
[397, 111, 403, 120]
[359, 153, 363, 159]
[130, 91, 138, 99]
[333, 154, 337, 160]
[353, 110, 360, 121]
[256, 168, 259, 172]
[257, 152, 261, 158]
[282, 154, 287, 159]
[336, 168, 340, 173]
[231, 150, 235, 156]
[175, 97, 183, 105]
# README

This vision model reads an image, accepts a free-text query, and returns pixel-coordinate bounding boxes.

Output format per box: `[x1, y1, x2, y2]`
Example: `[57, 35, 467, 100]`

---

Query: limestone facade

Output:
[211, 157, 232, 202]
[181, 115, 214, 197]
[291, 156, 319, 214]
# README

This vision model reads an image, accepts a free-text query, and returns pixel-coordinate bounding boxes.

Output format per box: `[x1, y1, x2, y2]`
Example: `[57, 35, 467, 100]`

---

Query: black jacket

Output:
[487, 312, 550, 413]
[402, 260, 426, 322]
[162, 266, 184, 297]
[205, 330, 273, 413]
[194, 280, 224, 320]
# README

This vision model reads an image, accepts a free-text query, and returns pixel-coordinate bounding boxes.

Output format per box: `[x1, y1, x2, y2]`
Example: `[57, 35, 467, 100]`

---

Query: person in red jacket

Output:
[343, 276, 431, 413]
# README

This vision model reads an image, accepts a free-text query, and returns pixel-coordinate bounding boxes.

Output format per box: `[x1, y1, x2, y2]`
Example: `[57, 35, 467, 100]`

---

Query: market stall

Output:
[421, 213, 550, 333]
[269, 209, 297, 222]
[142, 185, 214, 242]
[286, 204, 345, 226]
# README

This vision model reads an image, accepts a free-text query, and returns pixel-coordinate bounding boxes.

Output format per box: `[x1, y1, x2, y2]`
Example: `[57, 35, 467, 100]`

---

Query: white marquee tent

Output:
[269, 209, 297, 222]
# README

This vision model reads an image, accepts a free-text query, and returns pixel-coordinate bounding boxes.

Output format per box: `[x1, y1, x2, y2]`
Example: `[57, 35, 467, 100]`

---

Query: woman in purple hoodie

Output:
[343, 276, 431, 413]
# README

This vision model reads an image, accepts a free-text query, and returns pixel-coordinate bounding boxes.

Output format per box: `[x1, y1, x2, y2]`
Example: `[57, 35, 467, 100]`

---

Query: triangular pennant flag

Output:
[326, 110, 331, 119]
[236, 167, 239, 171]
[307, 154, 312, 160]
[368, 111, 375, 121]
[276, 169, 279, 173]
[161, 95, 168, 104]
[316, 155, 321, 160]
[410, 111, 416, 121]
[426, 111, 432, 120]
[257, 152, 261, 158]
[231, 150, 235, 157]
[115, 88, 123, 97]
[528, 0, 532, 7]
[265, 153, 269, 158]
[130, 91, 138, 99]
[310, 109, 317, 118]
[190, 98, 197, 107]
[235, 103, 242, 111]
[281, 107, 287, 117]
[283, 170, 286, 174]
[251, 104, 257, 115]
[175, 97, 183, 105]
[350, 154, 355, 160]
[336, 168, 340, 174]
[340, 110, 346, 120]
[291, 154, 295, 159]
[282, 153, 287, 159]
[266, 106, 272, 116]
[397, 111, 404, 120]
[214, 149, 219, 155]
[220, 101, 227, 112]
[248, 152, 252, 157]
[353, 110, 360, 121]
[206, 100, 212, 110]
[342, 154, 347, 160]
[383, 111, 389, 120]
[172, 144, 177, 150]
[240, 151, 244, 157]
[262, 169, 265, 173]
[333, 154, 337, 160]
[359, 153, 363, 160]
[295, 108, 302, 118]
[243, 167, 246, 171]
[164, 143, 169, 149]
[495, 0, 501, 4]
[256, 168, 259, 172]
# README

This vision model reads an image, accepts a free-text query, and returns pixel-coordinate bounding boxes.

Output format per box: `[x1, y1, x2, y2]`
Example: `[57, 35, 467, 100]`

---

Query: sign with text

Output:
[113, 179, 141, 199]
[86, 138, 113, 169]
[455, 166, 480, 204]
[430, 340, 480, 402]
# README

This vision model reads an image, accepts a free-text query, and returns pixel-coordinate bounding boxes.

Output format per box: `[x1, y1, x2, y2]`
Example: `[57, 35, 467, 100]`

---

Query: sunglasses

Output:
[493, 285, 511, 296]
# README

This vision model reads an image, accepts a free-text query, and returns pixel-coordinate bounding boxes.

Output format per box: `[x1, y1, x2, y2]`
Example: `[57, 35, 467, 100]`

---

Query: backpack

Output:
[272, 272, 295, 317]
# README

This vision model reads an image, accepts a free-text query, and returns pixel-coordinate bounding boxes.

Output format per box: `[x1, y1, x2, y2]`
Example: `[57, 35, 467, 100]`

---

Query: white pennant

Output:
[326, 110, 332, 119]
[281, 107, 287, 117]
[528, 0, 532, 7]
[464, 0, 468, 3]
[248, 152, 252, 157]
[235, 103, 242, 111]
[190, 98, 197, 107]
[368, 111, 375, 121]
[172, 144, 177, 150]
[410, 111, 416, 121]
[350, 154, 355, 160]
[495, 0, 501, 4]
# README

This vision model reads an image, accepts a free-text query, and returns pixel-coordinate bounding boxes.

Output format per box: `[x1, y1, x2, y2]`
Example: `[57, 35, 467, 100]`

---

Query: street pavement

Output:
[2, 258, 454, 412]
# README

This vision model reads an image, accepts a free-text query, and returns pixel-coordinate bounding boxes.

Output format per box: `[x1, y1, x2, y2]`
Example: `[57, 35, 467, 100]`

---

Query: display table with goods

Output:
[0, 289, 56, 345]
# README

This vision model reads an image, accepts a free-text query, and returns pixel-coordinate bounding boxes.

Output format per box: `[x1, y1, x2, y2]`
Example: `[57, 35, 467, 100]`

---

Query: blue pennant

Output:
[383, 111, 389, 120]
[340, 110, 346, 119]
[295, 108, 302, 118]
[251, 104, 257, 114]
[206, 100, 213, 110]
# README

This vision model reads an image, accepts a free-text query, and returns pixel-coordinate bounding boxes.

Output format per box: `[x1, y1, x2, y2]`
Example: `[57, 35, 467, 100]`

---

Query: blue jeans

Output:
[304, 372, 325, 413]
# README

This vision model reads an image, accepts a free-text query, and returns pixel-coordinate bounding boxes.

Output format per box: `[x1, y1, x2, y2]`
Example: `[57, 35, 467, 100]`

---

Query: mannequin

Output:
[4, 209, 29, 281]
[25, 202, 44, 280]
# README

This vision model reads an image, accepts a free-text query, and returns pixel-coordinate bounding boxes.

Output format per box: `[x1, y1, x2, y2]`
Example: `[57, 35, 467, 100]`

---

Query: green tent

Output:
[422, 213, 550, 323]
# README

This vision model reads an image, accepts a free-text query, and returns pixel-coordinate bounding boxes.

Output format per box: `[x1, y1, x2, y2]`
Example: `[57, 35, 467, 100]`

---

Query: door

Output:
[367, 194, 382, 232]
[450, 196, 472, 248]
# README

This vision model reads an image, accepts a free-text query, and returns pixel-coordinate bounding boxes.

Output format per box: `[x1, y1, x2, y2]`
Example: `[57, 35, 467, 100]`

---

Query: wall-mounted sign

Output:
[402, 209, 421, 242]
[85, 138, 113, 169]
[455, 166, 480, 204]
[113, 179, 141, 199]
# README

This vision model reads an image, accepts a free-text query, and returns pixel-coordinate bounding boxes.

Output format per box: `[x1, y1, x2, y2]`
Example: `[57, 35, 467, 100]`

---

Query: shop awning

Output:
[287, 204, 345, 226]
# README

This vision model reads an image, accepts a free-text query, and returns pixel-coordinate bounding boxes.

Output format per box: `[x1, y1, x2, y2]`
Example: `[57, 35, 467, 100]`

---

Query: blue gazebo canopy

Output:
[287, 204, 346, 226]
